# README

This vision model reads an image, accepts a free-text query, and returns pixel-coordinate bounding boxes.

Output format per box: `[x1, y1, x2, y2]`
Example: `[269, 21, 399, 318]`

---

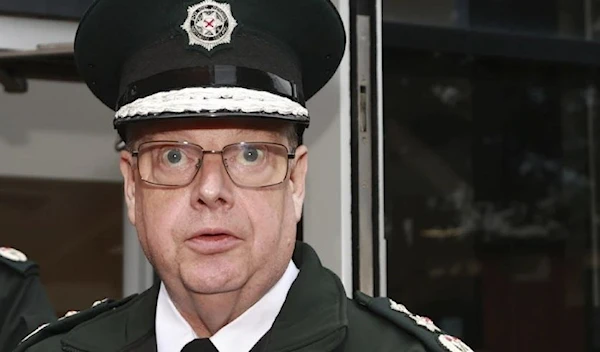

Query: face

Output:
[119, 119, 308, 296]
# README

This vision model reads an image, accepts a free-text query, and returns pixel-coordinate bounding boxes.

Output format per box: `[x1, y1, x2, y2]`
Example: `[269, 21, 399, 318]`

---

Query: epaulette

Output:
[0, 247, 39, 276]
[14, 295, 138, 352]
[354, 291, 474, 352]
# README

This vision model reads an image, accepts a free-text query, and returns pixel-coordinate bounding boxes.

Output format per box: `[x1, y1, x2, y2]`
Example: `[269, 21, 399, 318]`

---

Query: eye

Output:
[237, 146, 264, 165]
[162, 148, 186, 165]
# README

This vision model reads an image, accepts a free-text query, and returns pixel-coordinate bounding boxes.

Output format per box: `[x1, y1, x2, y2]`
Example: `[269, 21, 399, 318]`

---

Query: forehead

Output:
[128, 118, 288, 143]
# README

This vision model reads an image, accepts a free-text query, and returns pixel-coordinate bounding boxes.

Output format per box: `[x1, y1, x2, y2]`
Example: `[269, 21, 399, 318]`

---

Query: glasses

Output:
[131, 141, 295, 188]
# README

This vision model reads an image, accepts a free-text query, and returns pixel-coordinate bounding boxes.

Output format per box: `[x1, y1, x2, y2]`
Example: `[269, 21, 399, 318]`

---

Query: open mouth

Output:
[185, 228, 241, 254]
[195, 233, 232, 241]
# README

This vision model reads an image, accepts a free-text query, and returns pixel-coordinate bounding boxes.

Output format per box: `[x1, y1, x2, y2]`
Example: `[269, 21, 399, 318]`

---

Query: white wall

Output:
[0, 15, 78, 50]
[303, 0, 353, 296]
[0, 80, 121, 181]
[0, 15, 121, 181]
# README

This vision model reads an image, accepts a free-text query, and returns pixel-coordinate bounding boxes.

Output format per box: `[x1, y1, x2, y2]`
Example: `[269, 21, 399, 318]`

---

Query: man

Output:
[0, 247, 56, 351]
[14, 0, 474, 351]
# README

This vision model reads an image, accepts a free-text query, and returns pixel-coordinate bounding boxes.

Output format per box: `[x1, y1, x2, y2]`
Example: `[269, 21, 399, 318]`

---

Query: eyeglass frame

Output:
[128, 140, 297, 188]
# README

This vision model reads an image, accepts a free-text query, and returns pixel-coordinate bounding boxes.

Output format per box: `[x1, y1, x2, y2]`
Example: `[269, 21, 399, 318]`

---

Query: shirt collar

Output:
[155, 283, 197, 352]
[155, 260, 299, 352]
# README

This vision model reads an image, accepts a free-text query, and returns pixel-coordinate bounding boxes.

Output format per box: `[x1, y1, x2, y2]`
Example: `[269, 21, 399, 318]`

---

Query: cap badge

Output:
[181, 0, 238, 51]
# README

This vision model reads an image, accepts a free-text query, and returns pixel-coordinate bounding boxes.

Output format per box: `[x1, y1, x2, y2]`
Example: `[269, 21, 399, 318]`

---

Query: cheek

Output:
[242, 189, 296, 245]
[244, 193, 281, 233]
[136, 188, 187, 259]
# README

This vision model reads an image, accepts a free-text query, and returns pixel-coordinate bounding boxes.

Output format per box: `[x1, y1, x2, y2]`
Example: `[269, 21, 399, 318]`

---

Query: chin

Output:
[181, 262, 247, 294]
[183, 276, 245, 295]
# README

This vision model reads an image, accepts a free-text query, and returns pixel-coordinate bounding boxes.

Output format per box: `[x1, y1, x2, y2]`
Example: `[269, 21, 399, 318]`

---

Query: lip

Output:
[185, 228, 242, 255]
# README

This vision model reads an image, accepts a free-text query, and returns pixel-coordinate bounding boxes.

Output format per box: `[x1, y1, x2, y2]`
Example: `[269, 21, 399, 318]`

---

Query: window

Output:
[383, 48, 600, 351]
[384, 0, 594, 40]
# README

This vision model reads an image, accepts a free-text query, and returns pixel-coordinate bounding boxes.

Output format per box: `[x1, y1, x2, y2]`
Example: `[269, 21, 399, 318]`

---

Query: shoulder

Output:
[13, 295, 138, 352]
[347, 291, 474, 352]
[0, 247, 40, 278]
[345, 297, 427, 352]
[0, 247, 59, 352]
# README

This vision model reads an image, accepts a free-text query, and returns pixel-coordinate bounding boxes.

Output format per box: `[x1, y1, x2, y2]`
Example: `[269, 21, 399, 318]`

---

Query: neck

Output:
[168, 264, 288, 337]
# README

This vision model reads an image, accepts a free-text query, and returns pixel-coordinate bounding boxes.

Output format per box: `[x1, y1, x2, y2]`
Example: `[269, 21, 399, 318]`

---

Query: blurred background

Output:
[383, 1, 600, 351]
[3, 0, 600, 351]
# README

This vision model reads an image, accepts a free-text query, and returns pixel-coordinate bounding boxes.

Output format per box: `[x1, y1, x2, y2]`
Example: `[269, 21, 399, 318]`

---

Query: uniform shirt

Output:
[156, 260, 299, 352]
[0, 249, 56, 352]
[13, 242, 465, 352]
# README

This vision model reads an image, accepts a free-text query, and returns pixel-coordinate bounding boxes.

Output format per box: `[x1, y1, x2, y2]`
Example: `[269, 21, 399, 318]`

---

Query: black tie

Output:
[181, 338, 219, 352]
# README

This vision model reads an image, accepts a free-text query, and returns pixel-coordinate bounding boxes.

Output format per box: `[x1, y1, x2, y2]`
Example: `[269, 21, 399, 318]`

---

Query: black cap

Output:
[73, 0, 346, 135]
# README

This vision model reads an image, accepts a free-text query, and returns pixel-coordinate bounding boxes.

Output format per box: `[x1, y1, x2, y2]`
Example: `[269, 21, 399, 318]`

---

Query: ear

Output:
[289, 145, 308, 222]
[119, 151, 137, 226]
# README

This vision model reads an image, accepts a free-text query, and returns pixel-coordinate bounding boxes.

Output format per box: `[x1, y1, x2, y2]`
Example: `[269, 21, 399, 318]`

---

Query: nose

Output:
[189, 154, 233, 210]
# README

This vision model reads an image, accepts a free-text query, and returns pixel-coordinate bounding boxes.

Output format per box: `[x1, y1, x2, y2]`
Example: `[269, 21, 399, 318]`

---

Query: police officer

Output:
[0, 247, 56, 351]
[15, 0, 475, 351]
